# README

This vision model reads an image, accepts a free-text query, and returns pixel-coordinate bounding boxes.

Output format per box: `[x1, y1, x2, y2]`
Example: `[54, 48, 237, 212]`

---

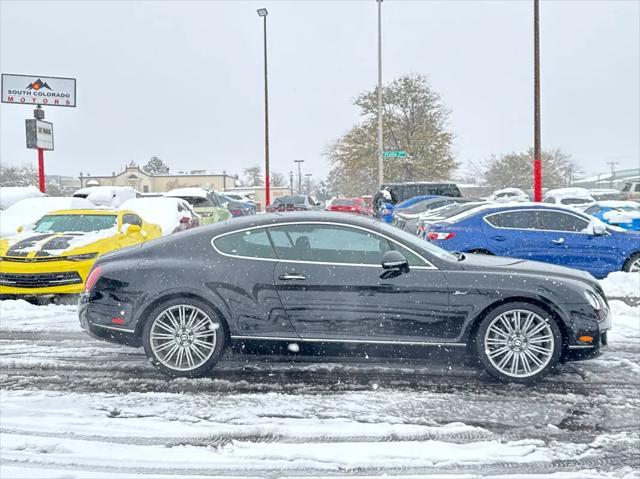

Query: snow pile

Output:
[0, 186, 44, 210]
[120, 197, 194, 235]
[600, 272, 640, 298]
[607, 301, 640, 344]
[545, 187, 594, 202]
[0, 300, 80, 333]
[0, 197, 97, 237]
[165, 187, 210, 199]
[603, 209, 640, 224]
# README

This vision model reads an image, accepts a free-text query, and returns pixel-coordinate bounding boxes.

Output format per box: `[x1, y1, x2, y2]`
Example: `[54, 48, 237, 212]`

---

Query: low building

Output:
[573, 167, 640, 190]
[82, 162, 236, 193]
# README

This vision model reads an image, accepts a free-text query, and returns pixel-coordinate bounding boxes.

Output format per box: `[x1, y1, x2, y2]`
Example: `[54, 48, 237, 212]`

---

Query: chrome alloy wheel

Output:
[149, 305, 218, 372]
[484, 309, 554, 378]
[629, 257, 640, 273]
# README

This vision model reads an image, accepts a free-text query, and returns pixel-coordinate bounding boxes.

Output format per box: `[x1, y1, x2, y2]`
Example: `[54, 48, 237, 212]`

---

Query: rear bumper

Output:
[78, 293, 141, 347]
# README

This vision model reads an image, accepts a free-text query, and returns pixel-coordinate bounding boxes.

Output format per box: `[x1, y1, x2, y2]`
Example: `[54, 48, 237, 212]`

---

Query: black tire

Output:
[142, 297, 226, 378]
[622, 253, 640, 273]
[474, 302, 562, 384]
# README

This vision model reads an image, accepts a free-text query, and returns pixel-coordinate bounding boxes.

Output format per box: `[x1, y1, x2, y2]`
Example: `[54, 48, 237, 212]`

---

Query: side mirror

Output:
[592, 222, 607, 236]
[381, 250, 409, 273]
[126, 224, 142, 235]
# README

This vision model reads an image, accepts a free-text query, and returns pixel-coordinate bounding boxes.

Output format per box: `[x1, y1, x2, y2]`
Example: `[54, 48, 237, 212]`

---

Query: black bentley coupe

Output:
[79, 212, 611, 383]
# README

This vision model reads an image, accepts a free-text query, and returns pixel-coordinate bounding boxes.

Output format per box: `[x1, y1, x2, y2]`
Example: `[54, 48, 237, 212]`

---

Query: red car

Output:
[328, 197, 371, 215]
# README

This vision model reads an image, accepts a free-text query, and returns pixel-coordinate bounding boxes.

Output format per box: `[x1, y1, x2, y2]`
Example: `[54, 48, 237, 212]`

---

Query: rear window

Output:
[560, 198, 592, 205]
[333, 199, 356, 206]
[383, 183, 461, 202]
[276, 196, 306, 204]
[179, 196, 213, 207]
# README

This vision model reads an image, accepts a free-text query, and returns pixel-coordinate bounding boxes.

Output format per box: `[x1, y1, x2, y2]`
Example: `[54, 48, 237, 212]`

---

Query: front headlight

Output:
[65, 252, 99, 262]
[584, 290, 603, 310]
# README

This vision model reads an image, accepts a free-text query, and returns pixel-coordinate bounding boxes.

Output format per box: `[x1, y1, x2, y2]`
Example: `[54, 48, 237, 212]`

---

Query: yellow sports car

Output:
[0, 209, 162, 296]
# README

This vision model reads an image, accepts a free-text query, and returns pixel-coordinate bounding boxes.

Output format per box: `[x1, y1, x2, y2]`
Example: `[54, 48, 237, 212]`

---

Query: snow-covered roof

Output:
[544, 187, 594, 200]
[120, 197, 197, 236]
[491, 187, 527, 196]
[0, 186, 45, 210]
[594, 200, 640, 209]
[165, 187, 211, 199]
[0, 197, 97, 237]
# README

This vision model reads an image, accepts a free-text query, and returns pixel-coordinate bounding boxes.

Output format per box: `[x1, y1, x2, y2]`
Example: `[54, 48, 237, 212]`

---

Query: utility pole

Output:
[289, 170, 294, 194]
[305, 173, 312, 196]
[607, 161, 619, 189]
[533, 0, 542, 202]
[294, 159, 304, 194]
[376, 0, 384, 189]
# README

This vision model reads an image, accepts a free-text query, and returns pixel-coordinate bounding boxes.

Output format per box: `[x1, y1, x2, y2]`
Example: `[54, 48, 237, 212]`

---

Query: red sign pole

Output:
[533, 0, 542, 202]
[37, 147, 45, 193]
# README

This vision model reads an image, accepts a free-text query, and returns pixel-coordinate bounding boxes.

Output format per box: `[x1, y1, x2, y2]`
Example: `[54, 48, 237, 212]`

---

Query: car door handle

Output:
[278, 273, 307, 281]
[551, 238, 565, 245]
[491, 235, 506, 241]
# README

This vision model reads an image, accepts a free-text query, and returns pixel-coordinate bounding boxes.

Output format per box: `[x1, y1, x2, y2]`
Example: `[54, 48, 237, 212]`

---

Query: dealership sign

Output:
[25, 119, 54, 150]
[1, 73, 76, 107]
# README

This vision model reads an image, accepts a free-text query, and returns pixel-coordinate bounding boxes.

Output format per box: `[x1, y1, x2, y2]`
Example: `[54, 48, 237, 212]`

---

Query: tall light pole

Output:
[607, 160, 619, 189]
[289, 170, 294, 194]
[376, 0, 384, 189]
[533, 0, 542, 202]
[257, 8, 271, 209]
[294, 159, 304, 194]
[305, 173, 312, 195]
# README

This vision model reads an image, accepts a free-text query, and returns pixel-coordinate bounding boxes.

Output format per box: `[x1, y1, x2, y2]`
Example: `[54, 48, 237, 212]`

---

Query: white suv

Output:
[621, 182, 640, 200]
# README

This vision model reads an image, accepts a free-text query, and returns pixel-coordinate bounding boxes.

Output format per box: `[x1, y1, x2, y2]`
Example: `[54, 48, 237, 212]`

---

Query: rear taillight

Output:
[427, 232, 456, 240]
[85, 266, 103, 292]
[229, 209, 243, 216]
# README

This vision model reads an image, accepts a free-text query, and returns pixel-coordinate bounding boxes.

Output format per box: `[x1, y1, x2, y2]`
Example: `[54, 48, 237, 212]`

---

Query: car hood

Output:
[459, 253, 597, 286]
[0, 230, 116, 258]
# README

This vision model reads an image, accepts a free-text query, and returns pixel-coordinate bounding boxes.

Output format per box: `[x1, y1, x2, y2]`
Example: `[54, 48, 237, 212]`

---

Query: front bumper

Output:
[0, 258, 94, 295]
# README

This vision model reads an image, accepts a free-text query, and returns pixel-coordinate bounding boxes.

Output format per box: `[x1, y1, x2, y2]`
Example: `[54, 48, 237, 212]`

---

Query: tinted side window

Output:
[536, 211, 589, 232]
[214, 229, 276, 259]
[584, 205, 602, 215]
[122, 214, 142, 226]
[268, 224, 425, 266]
[485, 211, 536, 229]
[635, 184, 640, 192]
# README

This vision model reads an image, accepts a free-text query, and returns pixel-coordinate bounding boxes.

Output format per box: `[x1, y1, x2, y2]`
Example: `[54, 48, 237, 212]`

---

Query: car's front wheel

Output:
[623, 253, 640, 273]
[142, 298, 226, 378]
[475, 303, 562, 383]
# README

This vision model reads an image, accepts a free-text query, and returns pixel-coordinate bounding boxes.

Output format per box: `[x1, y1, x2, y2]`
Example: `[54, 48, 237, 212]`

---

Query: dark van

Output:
[381, 182, 462, 203]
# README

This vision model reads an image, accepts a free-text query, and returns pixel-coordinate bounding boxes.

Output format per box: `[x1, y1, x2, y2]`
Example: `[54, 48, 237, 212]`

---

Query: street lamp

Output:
[305, 173, 312, 195]
[257, 7, 270, 209]
[294, 159, 304, 194]
[289, 170, 294, 194]
[376, 0, 384, 189]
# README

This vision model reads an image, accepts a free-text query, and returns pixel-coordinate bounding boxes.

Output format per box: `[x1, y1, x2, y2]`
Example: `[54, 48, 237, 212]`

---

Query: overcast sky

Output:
[1, 0, 638, 183]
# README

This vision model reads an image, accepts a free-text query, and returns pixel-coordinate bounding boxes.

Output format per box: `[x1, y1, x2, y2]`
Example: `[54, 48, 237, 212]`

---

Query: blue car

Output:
[395, 195, 440, 210]
[583, 201, 640, 231]
[422, 203, 640, 278]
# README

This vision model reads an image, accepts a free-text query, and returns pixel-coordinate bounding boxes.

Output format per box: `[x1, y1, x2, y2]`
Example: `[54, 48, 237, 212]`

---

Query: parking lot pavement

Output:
[0, 276, 638, 477]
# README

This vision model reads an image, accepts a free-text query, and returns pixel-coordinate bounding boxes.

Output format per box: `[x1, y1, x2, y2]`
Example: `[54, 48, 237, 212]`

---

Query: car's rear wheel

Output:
[623, 253, 640, 273]
[142, 298, 225, 378]
[475, 303, 562, 383]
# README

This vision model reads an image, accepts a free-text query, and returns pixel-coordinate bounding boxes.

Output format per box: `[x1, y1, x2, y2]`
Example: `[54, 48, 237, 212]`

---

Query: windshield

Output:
[561, 198, 592, 205]
[333, 199, 356, 206]
[34, 214, 117, 233]
[276, 195, 306, 204]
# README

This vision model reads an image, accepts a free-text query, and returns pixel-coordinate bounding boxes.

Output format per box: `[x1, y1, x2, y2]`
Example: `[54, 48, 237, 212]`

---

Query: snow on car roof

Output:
[0, 186, 44, 210]
[544, 187, 594, 199]
[594, 200, 640, 209]
[120, 197, 195, 235]
[491, 187, 526, 195]
[165, 187, 211, 198]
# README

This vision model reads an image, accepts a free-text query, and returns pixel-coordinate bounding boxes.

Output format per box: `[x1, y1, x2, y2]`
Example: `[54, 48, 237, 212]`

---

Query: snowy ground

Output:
[0, 274, 638, 478]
